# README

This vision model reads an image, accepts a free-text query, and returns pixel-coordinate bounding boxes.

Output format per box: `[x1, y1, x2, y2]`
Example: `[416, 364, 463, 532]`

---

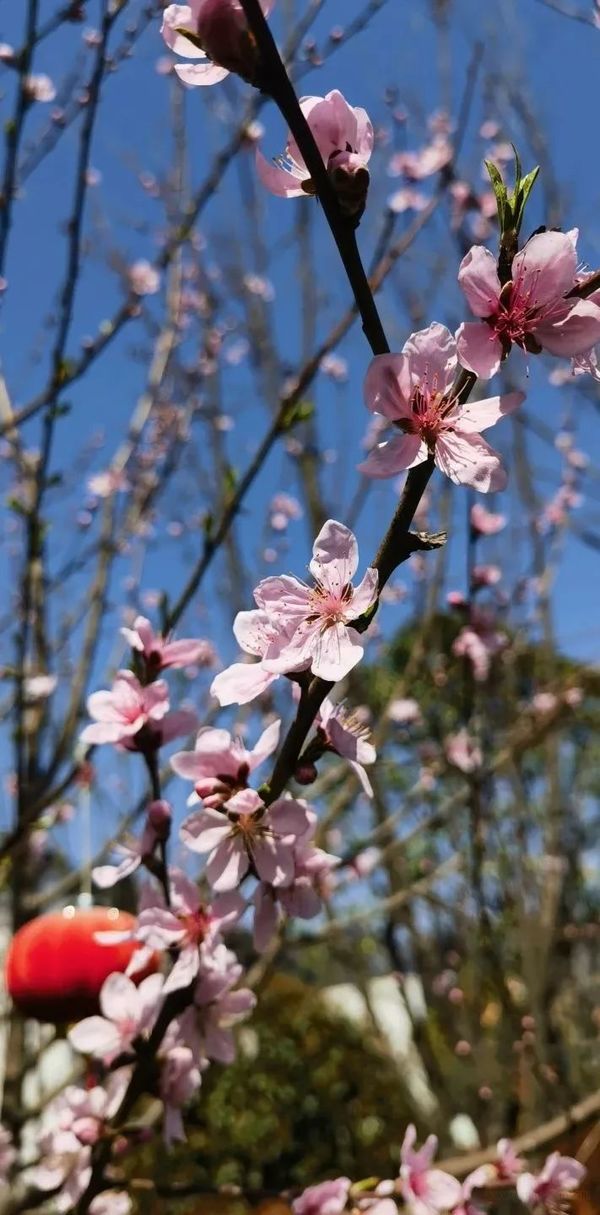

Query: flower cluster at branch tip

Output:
[257, 90, 374, 217]
[456, 230, 600, 378]
[359, 324, 524, 493]
[161, 0, 275, 87]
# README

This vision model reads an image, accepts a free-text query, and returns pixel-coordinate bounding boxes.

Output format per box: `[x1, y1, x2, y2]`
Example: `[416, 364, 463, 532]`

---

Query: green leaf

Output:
[513, 165, 540, 234]
[484, 159, 508, 231]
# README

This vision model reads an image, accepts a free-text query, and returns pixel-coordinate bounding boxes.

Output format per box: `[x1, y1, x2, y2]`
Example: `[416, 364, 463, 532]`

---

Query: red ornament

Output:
[5, 905, 157, 1023]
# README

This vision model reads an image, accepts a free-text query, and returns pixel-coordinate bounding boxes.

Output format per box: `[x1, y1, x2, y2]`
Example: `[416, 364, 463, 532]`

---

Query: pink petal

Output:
[206, 838, 249, 891]
[162, 946, 199, 995]
[456, 320, 503, 379]
[99, 972, 138, 1024]
[86, 689, 126, 724]
[161, 5, 208, 58]
[180, 809, 231, 854]
[435, 430, 507, 493]
[137, 907, 184, 949]
[358, 433, 426, 478]
[170, 750, 211, 781]
[403, 322, 457, 394]
[453, 389, 524, 433]
[535, 299, 600, 356]
[160, 638, 209, 667]
[232, 608, 271, 657]
[363, 353, 413, 419]
[256, 148, 306, 198]
[174, 61, 229, 86]
[311, 621, 364, 681]
[249, 718, 281, 769]
[68, 1016, 122, 1060]
[253, 835, 295, 887]
[425, 1170, 463, 1207]
[80, 721, 125, 745]
[348, 566, 379, 617]
[309, 518, 359, 588]
[254, 574, 309, 621]
[210, 660, 277, 706]
[269, 797, 311, 836]
[513, 229, 577, 307]
[458, 245, 501, 316]
[92, 854, 140, 888]
[135, 972, 166, 1029]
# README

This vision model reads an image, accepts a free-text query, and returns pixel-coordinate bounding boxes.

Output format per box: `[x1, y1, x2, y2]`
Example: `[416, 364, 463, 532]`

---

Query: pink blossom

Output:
[292, 1177, 351, 1215]
[121, 614, 215, 674]
[210, 609, 306, 706]
[180, 788, 311, 892]
[387, 697, 422, 725]
[456, 231, 600, 379]
[472, 563, 501, 588]
[399, 1124, 463, 1215]
[449, 1167, 491, 1215]
[388, 186, 429, 214]
[24, 74, 56, 102]
[158, 1043, 203, 1144]
[171, 719, 280, 806]
[87, 469, 130, 497]
[30, 1076, 128, 1212]
[81, 670, 196, 750]
[516, 1152, 585, 1210]
[128, 259, 161, 296]
[496, 1138, 525, 1181]
[388, 137, 452, 181]
[68, 971, 165, 1063]
[253, 840, 340, 951]
[176, 942, 256, 1063]
[24, 673, 57, 701]
[254, 519, 378, 682]
[257, 90, 373, 215]
[445, 729, 482, 773]
[452, 607, 507, 681]
[136, 869, 243, 994]
[359, 324, 523, 493]
[470, 503, 506, 535]
[161, 0, 274, 88]
[316, 697, 376, 796]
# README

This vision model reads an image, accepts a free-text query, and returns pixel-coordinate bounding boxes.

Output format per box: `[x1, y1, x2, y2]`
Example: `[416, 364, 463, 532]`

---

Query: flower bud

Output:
[294, 761, 318, 785]
[147, 798, 172, 840]
[196, 0, 261, 84]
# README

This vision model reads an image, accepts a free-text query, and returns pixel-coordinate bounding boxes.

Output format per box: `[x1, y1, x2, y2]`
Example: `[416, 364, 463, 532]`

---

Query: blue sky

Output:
[0, 0, 598, 856]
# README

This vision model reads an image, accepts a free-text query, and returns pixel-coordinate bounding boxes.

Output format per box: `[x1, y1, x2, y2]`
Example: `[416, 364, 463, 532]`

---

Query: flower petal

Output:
[458, 245, 501, 317]
[358, 433, 426, 478]
[435, 430, 507, 493]
[174, 62, 229, 87]
[456, 320, 503, 379]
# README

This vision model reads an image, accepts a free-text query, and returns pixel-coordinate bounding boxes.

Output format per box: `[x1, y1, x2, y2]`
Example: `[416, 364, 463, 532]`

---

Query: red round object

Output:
[5, 906, 157, 1023]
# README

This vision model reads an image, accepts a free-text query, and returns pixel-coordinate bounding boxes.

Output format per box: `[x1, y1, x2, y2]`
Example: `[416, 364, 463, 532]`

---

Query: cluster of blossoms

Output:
[80, 615, 214, 752]
[292, 1128, 585, 1215]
